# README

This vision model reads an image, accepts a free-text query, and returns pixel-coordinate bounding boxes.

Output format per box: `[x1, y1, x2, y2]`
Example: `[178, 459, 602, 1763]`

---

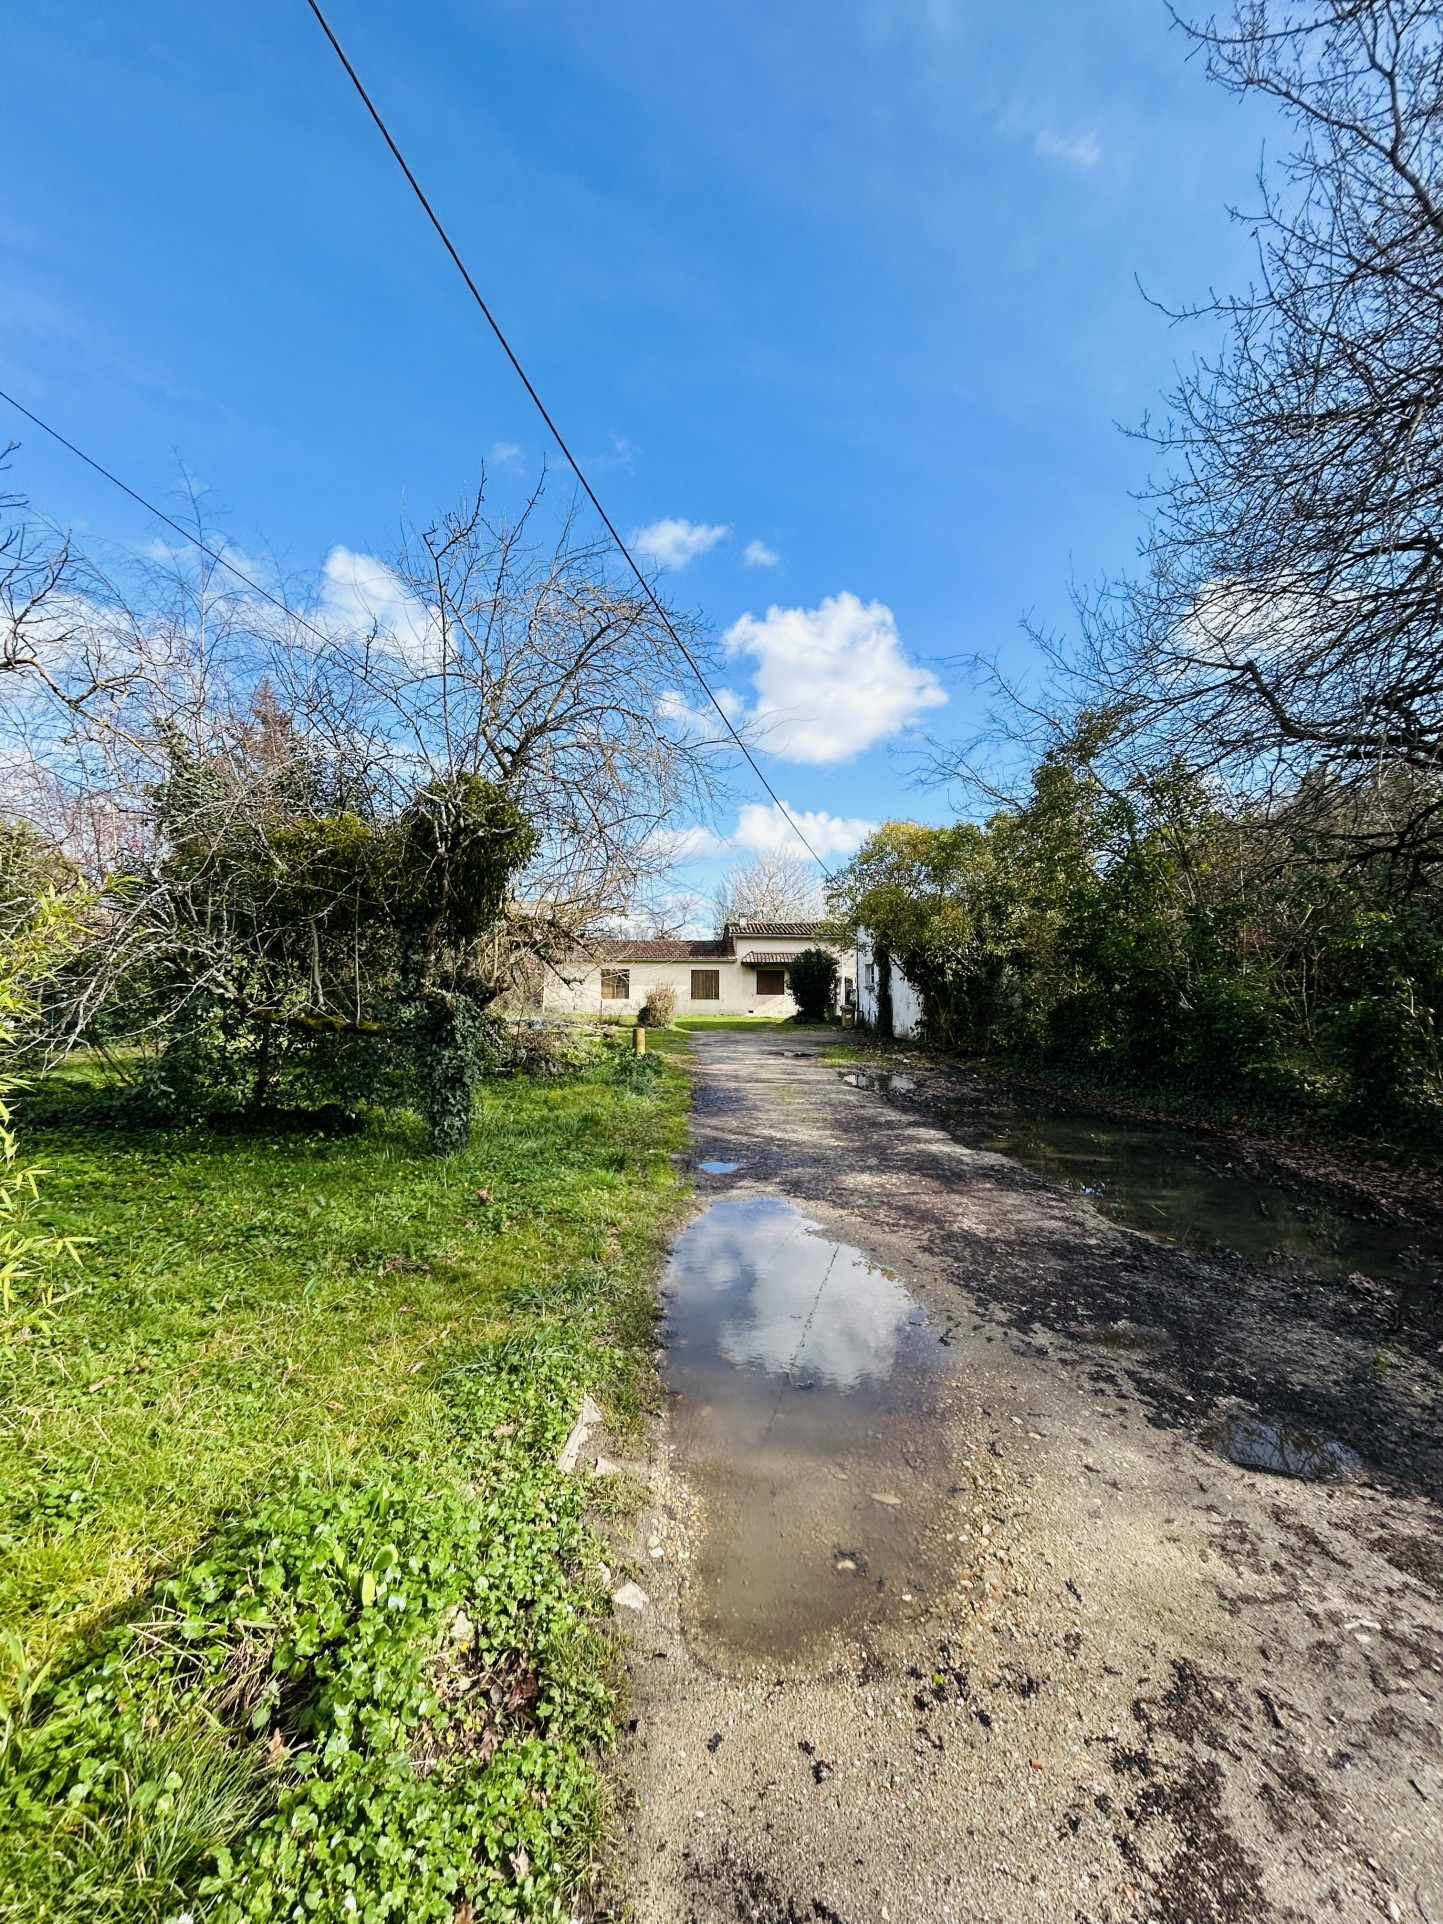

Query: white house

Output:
[854, 930, 924, 1040]
[542, 921, 852, 1019]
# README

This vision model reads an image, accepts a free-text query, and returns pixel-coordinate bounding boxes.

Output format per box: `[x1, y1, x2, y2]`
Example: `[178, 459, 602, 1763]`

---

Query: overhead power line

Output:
[0, 383, 340, 654]
[301, 0, 830, 874]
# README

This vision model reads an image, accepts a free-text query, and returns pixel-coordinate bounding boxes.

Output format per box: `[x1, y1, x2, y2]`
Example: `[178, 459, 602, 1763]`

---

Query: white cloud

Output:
[488, 440, 522, 463]
[1035, 127, 1100, 169]
[320, 547, 442, 671]
[681, 1197, 916, 1391]
[591, 432, 635, 473]
[732, 800, 877, 860]
[657, 684, 748, 745]
[742, 539, 780, 569]
[630, 517, 731, 570]
[1181, 574, 1318, 669]
[645, 802, 875, 874]
[722, 591, 946, 763]
[650, 822, 729, 862]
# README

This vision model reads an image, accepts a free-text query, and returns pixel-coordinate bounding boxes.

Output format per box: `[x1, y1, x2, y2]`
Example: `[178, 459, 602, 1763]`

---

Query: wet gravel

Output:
[604, 1030, 1443, 1924]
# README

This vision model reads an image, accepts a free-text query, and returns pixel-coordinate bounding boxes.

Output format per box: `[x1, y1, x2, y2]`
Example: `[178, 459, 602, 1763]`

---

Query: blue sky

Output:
[1, 0, 1278, 912]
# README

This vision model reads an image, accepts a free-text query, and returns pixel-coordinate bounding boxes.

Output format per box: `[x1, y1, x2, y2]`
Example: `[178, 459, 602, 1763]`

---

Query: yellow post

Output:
[633, 1024, 646, 1055]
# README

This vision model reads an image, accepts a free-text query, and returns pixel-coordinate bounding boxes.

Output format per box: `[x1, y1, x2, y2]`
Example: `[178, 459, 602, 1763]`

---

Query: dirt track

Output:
[605, 1030, 1443, 1924]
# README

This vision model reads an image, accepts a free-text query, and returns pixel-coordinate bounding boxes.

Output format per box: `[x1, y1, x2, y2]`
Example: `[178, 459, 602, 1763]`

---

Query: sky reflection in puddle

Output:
[662, 1196, 956, 1667]
[1210, 1413, 1361, 1481]
[840, 1070, 917, 1095]
[973, 1105, 1443, 1328]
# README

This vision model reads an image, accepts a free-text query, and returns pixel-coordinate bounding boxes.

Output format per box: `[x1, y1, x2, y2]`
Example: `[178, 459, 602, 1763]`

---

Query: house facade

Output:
[542, 921, 851, 1019]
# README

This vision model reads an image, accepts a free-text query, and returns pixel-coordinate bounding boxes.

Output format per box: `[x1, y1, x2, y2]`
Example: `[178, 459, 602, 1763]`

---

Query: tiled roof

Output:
[740, 952, 796, 966]
[727, 920, 830, 939]
[585, 938, 731, 961]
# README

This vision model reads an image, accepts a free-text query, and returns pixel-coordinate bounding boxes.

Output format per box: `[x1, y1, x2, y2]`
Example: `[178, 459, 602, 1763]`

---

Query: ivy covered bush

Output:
[131, 761, 538, 1153]
[787, 948, 838, 1023]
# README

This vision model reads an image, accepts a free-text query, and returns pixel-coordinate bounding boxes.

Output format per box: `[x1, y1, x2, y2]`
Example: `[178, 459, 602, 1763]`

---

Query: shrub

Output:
[0, 894, 87, 1343]
[506, 1019, 596, 1076]
[639, 984, 677, 1027]
[788, 948, 838, 1022]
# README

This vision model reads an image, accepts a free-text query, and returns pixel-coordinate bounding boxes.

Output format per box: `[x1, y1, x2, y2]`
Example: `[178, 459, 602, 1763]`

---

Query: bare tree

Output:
[713, 850, 824, 928]
[307, 483, 724, 969]
[603, 879, 710, 940]
[1, 525, 141, 765]
[947, 2, 1443, 867]
[0, 476, 725, 1079]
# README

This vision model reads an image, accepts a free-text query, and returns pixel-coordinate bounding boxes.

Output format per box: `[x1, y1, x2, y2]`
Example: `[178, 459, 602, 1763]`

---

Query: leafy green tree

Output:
[787, 947, 839, 1022]
[142, 734, 537, 1149]
[829, 719, 1442, 1144]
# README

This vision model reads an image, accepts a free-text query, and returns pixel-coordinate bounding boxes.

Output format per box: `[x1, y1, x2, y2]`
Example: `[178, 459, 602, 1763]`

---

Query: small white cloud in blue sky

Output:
[645, 806, 873, 872]
[722, 591, 946, 763]
[1034, 126, 1101, 168]
[321, 546, 440, 671]
[589, 432, 635, 473]
[631, 517, 731, 569]
[742, 538, 780, 568]
[488, 440, 522, 463]
[652, 822, 729, 861]
[732, 800, 878, 859]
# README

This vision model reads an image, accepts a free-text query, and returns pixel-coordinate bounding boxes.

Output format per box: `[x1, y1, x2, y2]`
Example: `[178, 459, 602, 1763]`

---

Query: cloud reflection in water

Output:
[674, 1196, 916, 1391]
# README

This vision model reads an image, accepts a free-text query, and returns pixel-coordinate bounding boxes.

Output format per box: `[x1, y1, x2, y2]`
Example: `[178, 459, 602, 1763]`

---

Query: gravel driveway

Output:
[607, 1029, 1443, 1924]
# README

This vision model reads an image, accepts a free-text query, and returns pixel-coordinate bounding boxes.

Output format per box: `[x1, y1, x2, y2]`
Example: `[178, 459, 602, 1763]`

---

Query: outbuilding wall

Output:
[854, 932, 924, 1040]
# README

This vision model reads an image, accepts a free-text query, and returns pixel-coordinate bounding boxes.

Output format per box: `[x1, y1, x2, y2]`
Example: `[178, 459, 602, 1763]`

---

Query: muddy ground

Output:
[602, 1030, 1443, 1924]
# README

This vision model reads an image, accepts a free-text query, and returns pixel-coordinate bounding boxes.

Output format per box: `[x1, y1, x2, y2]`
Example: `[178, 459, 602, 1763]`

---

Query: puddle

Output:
[950, 1095, 1443, 1329]
[840, 1070, 917, 1095]
[696, 1160, 740, 1175]
[661, 1196, 958, 1667]
[1209, 1413, 1361, 1481]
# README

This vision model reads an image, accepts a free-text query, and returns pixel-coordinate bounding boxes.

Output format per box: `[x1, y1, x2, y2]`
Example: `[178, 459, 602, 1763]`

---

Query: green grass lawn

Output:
[0, 1043, 690, 1923]
[669, 1013, 789, 1032]
[669, 1014, 849, 1034]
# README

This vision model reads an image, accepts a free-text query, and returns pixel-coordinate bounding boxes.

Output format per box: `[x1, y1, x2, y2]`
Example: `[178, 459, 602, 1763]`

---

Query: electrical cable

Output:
[0, 383, 341, 654]
[301, 0, 831, 874]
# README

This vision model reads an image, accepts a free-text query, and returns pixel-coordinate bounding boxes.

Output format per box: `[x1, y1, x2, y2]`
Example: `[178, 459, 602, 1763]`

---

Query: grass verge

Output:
[0, 1041, 689, 1922]
[669, 1015, 789, 1032]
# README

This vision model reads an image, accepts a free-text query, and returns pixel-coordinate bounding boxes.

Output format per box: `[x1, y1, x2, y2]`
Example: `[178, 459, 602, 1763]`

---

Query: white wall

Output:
[542, 958, 795, 1017]
[541, 941, 851, 1019]
[854, 931, 924, 1040]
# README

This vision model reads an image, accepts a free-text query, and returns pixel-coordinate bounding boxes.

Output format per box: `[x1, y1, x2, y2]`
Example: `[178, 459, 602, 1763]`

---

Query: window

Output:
[843, 976, 855, 1006]
[600, 968, 630, 1000]
[690, 968, 720, 1001]
[863, 963, 876, 991]
[755, 968, 786, 997]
